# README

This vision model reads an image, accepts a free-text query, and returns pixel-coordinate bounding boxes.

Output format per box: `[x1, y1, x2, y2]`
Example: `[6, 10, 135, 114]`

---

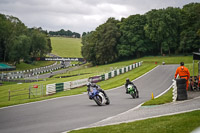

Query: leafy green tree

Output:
[81, 18, 121, 65]
[48, 29, 80, 38]
[144, 9, 164, 55]
[160, 7, 182, 55]
[81, 31, 98, 65]
[30, 29, 48, 57]
[144, 7, 182, 55]
[8, 35, 31, 64]
[0, 14, 27, 62]
[82, 32, 87, 37]
[0, 14, 11, 61]
[119, 14, 151, 58]
[94, 18, 121, 64]
[180, 3, 200, 54]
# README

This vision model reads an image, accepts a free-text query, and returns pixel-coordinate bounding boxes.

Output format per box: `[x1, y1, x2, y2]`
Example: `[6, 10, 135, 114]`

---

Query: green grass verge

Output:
[142, 88, 173, 106]
[51, 37, 82, 57]
[69, 110, 200, 133]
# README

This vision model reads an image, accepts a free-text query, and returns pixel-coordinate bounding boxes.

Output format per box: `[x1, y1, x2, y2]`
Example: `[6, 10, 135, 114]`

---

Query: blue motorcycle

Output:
[88, 87, 110, 106]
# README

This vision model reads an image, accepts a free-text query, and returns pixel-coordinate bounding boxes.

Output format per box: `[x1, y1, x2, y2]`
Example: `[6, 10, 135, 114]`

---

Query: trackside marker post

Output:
[152, 92, 154, 99]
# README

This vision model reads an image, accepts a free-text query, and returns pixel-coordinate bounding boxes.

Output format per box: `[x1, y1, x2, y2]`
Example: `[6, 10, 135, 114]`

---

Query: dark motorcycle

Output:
[127, 84, 139, 99]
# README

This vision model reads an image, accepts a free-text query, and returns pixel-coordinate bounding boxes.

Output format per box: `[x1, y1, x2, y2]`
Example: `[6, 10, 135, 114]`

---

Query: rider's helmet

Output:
[91, 83, 97, 87]
[126, 78, 130, 82]
[87, 82, 91, 87]
[180, 62, 184, 66]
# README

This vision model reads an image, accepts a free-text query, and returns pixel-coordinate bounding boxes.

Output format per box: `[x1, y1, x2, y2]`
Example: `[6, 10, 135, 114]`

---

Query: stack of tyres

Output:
[176, 78, 187, 100]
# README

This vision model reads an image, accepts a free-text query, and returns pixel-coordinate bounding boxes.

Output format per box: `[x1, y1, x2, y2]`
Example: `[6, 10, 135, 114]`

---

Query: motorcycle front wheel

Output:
[93, 95, 103, 106]
[130, 92, 136, 99]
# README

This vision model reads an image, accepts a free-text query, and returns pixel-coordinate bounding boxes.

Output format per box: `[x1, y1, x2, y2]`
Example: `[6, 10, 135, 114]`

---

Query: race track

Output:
[0, 65, 178, 133]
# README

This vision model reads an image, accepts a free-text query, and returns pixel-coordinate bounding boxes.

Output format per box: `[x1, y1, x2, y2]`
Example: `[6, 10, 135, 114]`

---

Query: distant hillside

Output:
[51, 37, 82, 58]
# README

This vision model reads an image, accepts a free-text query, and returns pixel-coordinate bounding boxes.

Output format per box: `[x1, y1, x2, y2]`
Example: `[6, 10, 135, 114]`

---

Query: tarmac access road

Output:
[0, 65, 180, 133]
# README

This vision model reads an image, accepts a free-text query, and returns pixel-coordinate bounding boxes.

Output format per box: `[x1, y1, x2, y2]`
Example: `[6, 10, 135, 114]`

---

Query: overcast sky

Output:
[0, 0, 199, 34]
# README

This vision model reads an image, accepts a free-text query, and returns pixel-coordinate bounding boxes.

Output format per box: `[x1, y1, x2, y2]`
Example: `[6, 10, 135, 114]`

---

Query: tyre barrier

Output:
[176, 78, 187, 100]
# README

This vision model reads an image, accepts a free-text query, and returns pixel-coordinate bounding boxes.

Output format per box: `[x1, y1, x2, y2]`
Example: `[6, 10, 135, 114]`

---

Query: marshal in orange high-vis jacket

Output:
[175, 62, 190, 90]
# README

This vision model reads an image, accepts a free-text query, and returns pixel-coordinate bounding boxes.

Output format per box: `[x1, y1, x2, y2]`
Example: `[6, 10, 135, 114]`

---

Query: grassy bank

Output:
[51, 37, 82, 57]
[142, 88, 173, 106]
[69, 110, 200, 133]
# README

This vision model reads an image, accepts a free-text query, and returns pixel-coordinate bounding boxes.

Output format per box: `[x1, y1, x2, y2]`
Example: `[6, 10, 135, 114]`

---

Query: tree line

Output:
[81, 3, 200, 65]
[0, 14, 52, 65]
[49, 29, 80, 38]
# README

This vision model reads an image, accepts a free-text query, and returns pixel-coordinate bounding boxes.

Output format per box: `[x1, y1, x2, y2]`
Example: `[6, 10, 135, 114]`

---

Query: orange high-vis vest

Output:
[175, 66, 190, 90]
[175, 66, 190, 80]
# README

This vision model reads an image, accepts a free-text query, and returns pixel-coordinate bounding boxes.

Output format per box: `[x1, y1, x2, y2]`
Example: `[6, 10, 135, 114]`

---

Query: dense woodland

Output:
[0, 14, 52, 64]
[81, 3, 200, 65]
[49, 29, 80, 38]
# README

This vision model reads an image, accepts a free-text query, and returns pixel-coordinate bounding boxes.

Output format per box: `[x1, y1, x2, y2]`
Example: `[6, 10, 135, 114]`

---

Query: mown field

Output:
[51, 37, 82, 57]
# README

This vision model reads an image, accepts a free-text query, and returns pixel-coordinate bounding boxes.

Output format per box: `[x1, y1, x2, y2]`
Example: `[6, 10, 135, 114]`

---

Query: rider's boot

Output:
[103, 92, 109, 100]
[89, 96, 93, 100]
[126, 88, 129, 94]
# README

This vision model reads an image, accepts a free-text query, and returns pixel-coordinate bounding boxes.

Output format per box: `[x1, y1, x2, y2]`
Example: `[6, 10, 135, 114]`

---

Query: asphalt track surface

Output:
[0, 65, 180, 133]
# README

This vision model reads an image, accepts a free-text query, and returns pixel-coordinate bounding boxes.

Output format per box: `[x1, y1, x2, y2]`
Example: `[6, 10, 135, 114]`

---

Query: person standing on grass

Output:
[175, 62, 190, 90]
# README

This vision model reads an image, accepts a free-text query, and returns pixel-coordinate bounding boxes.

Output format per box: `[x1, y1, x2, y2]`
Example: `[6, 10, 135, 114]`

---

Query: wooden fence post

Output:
[29, 87, 31, 99]
[8, 89, 10, 101]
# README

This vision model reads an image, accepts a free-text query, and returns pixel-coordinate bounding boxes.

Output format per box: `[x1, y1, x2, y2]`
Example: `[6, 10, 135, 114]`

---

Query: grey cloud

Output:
[0, 0, 199, 34]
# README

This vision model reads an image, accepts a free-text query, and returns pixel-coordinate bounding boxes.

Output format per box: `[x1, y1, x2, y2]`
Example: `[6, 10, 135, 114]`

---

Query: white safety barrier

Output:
[46, 78, 88, 95]
[172, 79, 177, 102]
[70, 78, 88, 88]
[111, 71, 115, 77]
[129, 65, 132, 70]
[46, 84, 56, 95]
[64, 82, 71, 91]
[105, 73, 109, 80]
